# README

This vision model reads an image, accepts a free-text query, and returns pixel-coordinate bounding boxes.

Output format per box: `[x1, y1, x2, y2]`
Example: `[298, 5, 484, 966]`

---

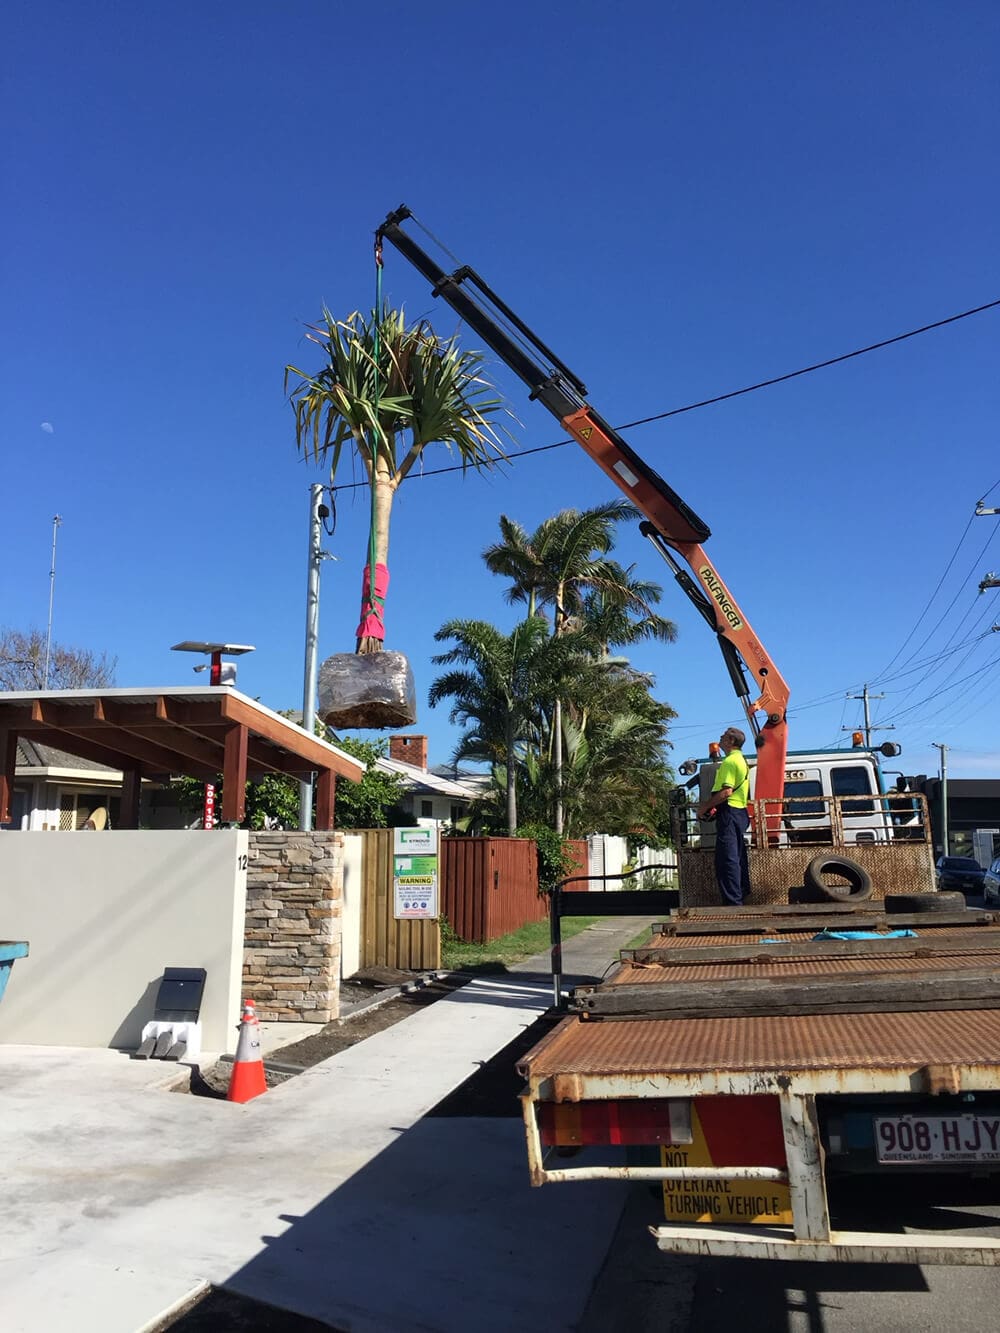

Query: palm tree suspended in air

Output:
[286, 306, 511, 653]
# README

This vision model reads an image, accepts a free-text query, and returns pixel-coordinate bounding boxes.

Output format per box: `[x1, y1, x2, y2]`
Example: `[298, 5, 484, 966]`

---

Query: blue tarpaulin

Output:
[810, 929, 918, 941]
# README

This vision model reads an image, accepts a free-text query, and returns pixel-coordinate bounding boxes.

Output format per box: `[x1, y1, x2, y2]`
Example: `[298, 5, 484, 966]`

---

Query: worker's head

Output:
[720, 727, 745, 752]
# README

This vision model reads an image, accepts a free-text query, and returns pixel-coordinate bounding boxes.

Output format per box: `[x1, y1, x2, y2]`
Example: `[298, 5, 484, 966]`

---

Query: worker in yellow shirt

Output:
[697, 727, 751, 905]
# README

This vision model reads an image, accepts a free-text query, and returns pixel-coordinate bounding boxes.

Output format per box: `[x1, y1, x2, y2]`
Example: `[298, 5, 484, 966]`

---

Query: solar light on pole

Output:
[171, 641, 256, 686]
[171, 642, 256, 830]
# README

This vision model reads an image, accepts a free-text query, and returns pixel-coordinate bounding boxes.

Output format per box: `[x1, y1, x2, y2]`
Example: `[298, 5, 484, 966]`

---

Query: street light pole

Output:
[299, 484, 328, 830]
[932, 742, 949, 857]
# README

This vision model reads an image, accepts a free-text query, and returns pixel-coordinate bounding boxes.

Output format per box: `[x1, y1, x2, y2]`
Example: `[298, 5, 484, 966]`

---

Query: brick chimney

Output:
[389, 734, 428, 770]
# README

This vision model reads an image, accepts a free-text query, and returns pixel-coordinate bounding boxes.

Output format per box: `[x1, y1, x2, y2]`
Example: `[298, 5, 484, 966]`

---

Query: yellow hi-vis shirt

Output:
[712, 750, 750, 809]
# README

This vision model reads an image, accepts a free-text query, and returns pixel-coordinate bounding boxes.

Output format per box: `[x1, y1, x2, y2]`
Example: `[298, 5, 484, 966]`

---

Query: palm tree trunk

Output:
[553, 587, 566, 835]
[553, 695, 563, 835]
[505, 717, 517, 834]
[356, 469, 395, 655]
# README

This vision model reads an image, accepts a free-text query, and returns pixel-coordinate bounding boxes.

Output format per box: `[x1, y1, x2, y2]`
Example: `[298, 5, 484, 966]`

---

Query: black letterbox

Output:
[154, 967, 207, 1021]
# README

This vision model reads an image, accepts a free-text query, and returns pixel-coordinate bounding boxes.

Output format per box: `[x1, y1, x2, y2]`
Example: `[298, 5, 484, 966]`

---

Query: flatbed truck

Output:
[521, 896, 1000, 1263]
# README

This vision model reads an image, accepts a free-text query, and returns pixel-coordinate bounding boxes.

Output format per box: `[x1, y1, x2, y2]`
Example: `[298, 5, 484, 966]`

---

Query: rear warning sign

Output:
[662, 1096, 792, 1226]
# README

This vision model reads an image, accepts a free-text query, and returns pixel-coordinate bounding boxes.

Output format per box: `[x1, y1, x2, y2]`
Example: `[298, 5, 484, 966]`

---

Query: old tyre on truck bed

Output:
[803, 854, 874, 903]
[884, 891, 967, 913]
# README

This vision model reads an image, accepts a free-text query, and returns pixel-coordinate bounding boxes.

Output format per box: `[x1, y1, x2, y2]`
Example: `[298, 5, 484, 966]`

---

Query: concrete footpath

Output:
[0, 915, 657, 1333]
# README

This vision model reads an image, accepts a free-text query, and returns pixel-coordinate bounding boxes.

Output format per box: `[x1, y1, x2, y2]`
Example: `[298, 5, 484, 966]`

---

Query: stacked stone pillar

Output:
[244, 831, 343, 1022]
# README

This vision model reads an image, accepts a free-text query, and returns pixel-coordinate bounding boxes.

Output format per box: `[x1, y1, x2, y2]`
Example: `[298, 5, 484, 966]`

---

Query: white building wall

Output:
[341, 833, 363, 980]
[0, 831, 246, 1051]
[634, 844, 679, 884]
[586, 834, 629, 885]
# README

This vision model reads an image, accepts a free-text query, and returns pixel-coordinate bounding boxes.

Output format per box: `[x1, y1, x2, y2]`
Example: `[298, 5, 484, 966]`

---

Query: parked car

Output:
[935, 855, 986, 896]
[984, 857, 1000, 906]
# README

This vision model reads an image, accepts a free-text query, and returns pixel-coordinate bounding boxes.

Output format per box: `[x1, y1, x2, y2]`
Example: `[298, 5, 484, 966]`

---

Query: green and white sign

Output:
[393, 827, 439, 919]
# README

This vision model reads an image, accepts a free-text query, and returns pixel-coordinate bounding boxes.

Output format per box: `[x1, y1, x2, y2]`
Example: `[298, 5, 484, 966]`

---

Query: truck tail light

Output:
[538, 1099, 692, 1147]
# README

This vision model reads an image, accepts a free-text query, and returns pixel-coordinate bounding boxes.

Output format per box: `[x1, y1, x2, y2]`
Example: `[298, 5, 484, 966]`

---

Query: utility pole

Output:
[974, 500, 997, 590]
[842, 684, 894, 748]
[43, 514, 62, 688]
[300, 484, 335, 831]
[932, 742, 949, 857]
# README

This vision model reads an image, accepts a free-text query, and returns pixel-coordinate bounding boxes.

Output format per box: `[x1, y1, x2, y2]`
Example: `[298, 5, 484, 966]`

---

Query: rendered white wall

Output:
[341, 833, 362, 979]
[0, 831, 247, 1052]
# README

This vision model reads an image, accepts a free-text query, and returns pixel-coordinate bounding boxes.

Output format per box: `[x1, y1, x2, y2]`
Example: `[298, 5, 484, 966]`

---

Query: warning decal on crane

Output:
[661, 1095, 792, 1226]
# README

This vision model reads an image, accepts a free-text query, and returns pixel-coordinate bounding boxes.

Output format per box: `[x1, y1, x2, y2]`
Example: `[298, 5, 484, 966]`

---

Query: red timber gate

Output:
[440, 837, 545, 943]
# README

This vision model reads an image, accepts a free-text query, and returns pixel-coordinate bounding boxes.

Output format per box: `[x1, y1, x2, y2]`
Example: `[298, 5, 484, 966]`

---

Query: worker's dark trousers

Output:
[715, 804, 751, 905]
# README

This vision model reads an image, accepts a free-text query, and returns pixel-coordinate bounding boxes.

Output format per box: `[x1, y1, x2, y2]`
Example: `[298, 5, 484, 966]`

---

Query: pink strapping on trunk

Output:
[356, 562, 389, 640]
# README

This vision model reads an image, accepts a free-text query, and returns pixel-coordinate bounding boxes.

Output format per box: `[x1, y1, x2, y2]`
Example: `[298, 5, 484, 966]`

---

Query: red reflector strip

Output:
[539, 1099, 688, 1147]
[695, 1096, 787, 1168]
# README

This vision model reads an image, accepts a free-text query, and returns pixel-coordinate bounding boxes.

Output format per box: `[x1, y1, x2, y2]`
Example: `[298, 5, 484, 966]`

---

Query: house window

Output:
[57, 790, 117, 829]
[420, 800, 433, 818]
[451, 804, 463, 826]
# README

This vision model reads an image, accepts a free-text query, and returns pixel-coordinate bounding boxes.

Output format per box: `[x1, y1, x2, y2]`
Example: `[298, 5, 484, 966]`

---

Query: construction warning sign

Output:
[393, 827, 439, 920]
[661, 1096, 792, 1226]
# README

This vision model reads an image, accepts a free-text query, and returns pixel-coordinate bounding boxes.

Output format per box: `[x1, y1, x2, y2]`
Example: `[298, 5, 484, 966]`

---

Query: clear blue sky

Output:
[3, 1, 998, 783]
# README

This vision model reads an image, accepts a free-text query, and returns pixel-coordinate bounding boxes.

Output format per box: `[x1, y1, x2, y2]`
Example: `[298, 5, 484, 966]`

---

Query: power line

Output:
[873, 519, 1000, 690]
[871, 513, 976, 680]
[876, 649, 1000, 728]
[324, 297, 1000, 493]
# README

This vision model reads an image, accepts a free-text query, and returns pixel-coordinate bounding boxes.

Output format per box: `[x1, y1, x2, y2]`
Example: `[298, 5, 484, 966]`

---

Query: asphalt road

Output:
[581, 1172, 1000, 1333]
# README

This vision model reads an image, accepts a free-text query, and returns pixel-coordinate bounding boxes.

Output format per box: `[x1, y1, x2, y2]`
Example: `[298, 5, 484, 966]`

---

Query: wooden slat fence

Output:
[563, 840, 588, 883]
[354, 828, 440, 971]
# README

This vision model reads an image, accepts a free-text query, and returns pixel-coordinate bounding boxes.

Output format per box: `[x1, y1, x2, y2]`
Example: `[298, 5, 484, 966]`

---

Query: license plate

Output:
[874, 1114, 1000, 1164]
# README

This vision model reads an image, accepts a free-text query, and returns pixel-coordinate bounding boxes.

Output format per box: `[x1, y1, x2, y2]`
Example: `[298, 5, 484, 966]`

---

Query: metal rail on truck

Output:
[548, 869, 678, 1008]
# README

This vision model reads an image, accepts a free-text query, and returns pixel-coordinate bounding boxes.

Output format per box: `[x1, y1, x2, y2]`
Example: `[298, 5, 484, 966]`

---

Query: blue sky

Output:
[3, 1, 998, 783]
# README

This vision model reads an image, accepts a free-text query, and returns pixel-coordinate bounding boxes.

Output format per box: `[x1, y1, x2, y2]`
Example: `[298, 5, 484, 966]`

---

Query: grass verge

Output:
[622, 923, 656, 951]
[440, 915, 600, 973]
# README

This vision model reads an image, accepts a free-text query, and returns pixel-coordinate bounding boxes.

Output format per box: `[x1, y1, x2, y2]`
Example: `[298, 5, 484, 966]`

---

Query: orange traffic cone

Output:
[227, 999, 267, 1103]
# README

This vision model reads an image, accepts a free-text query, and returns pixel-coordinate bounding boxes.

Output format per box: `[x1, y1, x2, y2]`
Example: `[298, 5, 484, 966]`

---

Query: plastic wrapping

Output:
[318, 650, 417, 730]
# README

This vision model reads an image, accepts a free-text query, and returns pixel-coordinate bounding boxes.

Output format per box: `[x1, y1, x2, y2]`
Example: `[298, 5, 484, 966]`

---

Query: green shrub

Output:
[516, 822, 577, 895]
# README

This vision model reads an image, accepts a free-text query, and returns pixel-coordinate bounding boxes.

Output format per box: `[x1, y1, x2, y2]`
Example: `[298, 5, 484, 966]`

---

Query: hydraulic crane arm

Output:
[377, 206, 789, 810]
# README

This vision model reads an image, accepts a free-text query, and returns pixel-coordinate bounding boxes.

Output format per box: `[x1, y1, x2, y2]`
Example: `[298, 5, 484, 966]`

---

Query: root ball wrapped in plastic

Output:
[318, 651, 417, 730]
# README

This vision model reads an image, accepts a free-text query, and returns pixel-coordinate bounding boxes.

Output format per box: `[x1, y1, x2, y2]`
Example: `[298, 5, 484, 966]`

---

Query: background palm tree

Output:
[286, 306, 510, 651]
[482, 504, 677, 830]
[429, 616, 604, 834]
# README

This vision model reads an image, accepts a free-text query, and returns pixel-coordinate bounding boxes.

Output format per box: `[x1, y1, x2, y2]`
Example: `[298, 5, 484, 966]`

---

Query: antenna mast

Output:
[43, 514, 62, 689]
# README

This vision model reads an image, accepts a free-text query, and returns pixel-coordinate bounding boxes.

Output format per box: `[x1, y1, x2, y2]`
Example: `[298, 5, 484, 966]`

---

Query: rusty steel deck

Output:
[521, 909, 1000, 1099]
[611, 948, 1000, 984]
[518, 1007, 1000, 1098]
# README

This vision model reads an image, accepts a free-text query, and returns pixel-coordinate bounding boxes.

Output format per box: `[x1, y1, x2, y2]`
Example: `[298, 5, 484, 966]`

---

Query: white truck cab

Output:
[685, 744, 913, 848]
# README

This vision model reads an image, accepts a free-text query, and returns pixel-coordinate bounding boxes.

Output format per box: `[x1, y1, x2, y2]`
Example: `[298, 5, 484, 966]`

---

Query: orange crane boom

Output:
[377, 207, 789, 820]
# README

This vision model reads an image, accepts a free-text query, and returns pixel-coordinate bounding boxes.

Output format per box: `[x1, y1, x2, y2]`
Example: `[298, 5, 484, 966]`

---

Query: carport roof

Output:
[0, 687, 364, 829]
